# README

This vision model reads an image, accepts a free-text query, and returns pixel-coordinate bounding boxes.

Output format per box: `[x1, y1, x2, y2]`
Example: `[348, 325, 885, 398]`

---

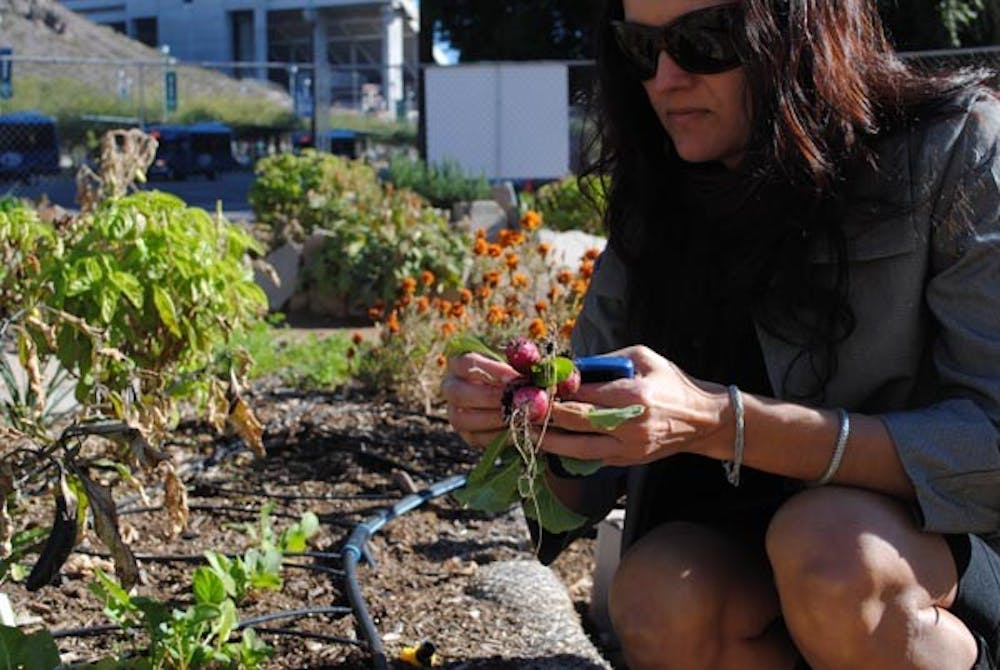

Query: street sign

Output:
[165, 70, 177, 112]
[294, 74, 313, 119]
[0, 47, 12, 100]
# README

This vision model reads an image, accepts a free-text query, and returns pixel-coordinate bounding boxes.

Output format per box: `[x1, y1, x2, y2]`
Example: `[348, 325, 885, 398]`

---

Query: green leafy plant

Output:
[531, 175, 606, 235]
[233, 320, 353, 390]
[88, 566, 272, 670]
[249, 151, 383, 245]
[386, 155, 491, 208]
[299, 188, 469, 315]
[0, 624, 60, 670]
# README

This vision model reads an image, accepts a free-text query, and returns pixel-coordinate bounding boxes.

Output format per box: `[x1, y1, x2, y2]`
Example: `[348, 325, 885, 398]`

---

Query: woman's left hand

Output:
[543, 345, 732, 466]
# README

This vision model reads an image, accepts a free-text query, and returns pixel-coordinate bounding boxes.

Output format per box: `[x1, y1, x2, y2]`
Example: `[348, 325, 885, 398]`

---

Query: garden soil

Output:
[10, 380, 616, 669]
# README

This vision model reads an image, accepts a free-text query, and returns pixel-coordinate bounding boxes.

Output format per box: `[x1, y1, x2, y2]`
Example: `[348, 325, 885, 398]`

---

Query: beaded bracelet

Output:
[811, 408, 850, 486]
[722, 384, 744, 487]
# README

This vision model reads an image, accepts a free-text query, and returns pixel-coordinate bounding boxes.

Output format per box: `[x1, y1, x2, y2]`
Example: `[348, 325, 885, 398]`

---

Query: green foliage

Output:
[249, 151, 384, 244]
[0, 624, 60, 670]
[233, 320, 353, 390]
[532, 175, 606, 236]
[878, 0, 990, 48]
[19, 192, 267, 431]
[88, 567, 272, 670]
[386, 155, 491, 209]
[300, 188, 469, 313]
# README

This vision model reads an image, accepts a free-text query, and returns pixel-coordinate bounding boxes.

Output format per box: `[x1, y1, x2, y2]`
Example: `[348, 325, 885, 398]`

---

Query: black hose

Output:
[340, 474, 467, 670]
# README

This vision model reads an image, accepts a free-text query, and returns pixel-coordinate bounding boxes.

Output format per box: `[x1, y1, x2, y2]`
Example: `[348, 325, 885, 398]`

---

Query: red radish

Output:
[556, 367, 581, 397]
[511, 386, 550, 422]
[504, 337, 542, 375]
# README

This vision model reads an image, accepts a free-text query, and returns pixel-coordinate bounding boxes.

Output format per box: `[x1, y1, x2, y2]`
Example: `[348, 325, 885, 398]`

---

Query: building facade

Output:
[58, 0, 418, 113]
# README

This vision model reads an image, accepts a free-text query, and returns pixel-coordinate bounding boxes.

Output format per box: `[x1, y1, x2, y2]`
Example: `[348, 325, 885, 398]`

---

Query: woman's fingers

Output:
[447, 352, 520, 386]
[535, 428, 623, 463]
[441, 375, 506, 409]
[457, 428, 508, 449]
[448, 405, 506, 433]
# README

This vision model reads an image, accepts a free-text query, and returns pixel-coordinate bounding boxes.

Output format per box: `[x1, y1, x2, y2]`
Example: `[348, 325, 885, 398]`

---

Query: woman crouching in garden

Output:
[443, 0, 1000, 668]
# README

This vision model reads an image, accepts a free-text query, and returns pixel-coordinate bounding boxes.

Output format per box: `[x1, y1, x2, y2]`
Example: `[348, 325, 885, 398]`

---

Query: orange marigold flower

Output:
[507, 230, 526, 246]
[508, 307, 524, 320]
[528, 318, 548, 339]
[473, 237, 489, 256]
[486, 305, 506, 325]
[483, 271, 501, 287]
[498, 229, 512, 247]
[400, 276, 417, 295]
[487, 243, 503, 258]
[459, 288, 473, 305]
[561, 318, 576, 339]
[475, 228, 487, 240]
[476, 286, 493, 301]
[420, 270, 436, 287]
[535, 300, 548, 315]
[578, 260, 595, 279]
[437, 300, 453, 317]
[386, 311, 401, 334]
[368, 306, 384, 321]
[450, 303, 466, 318]
[583, 248, 601, 261]
[436, 354, 448, 368]
[548, 286, 563, 302]
[441, 322, 457, 337]
[505, 253, 519, 270]
[347, 347, 356, 359]
[511, 272, 529, 288]
[556, 270, 573, 285]
[537, 242, 551, 258]
[351, 332, 364, 346]
[416, 296, 430, 314]
[396, 294, 412, 309]
[520, 209, 543, 231]
[571, 278, 589, 296]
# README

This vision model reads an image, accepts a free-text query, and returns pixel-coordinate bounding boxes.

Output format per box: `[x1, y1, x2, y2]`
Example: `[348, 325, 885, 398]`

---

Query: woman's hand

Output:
[544, 345, 732, 466]
[440, 352, 521, 448]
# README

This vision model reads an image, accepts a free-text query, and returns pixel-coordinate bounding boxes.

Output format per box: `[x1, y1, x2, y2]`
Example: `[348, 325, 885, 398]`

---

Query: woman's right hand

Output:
[441, 352, 521, 448]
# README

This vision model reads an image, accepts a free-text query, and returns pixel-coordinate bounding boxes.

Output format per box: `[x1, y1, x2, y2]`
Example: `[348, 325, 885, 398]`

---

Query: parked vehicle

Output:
[292, 128, 362, 159]
[147, 122, 238, 180]
[0, 111, 61, 182]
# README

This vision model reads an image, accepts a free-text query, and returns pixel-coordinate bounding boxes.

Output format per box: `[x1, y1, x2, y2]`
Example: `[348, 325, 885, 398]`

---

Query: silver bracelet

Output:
[811, 408, 850, 487]
[722, 385, 744, 487]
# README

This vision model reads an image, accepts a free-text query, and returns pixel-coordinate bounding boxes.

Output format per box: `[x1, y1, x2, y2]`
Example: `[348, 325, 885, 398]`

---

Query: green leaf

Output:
[152, 285, 182, 338]
[443, 334, 504, 362]
[531, 356, 574, 388]
[523, 476, 590, 533]
[464, 430, 511, 487]
[557, 456, 604, 477]
[111, 271, 144, 309]
[453, 451, 522, 513]
[204, 552, 238, 599]
[0, 625, 60, 670]
[587, 404, 645, 430]
[193, 567, 227, 606]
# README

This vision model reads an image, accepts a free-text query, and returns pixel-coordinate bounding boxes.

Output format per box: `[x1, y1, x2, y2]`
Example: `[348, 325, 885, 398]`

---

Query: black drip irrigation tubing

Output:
[340, 473, 468, 670]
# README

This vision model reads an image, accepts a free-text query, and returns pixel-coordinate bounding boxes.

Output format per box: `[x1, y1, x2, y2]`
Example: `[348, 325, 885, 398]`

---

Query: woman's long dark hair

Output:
[583, 0, 993, 400]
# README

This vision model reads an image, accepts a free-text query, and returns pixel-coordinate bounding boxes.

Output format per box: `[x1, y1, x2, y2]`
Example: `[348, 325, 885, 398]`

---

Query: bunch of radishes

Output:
[501, 337, 580, 423]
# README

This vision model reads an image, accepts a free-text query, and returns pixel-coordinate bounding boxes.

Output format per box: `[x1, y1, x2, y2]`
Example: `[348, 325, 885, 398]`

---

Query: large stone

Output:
[589, 509, 625, 651]
[492, 180, 519, 227]
[466, 199, 509, 240]
[537, 228, 607, 268]
[254, 241, 302, 312]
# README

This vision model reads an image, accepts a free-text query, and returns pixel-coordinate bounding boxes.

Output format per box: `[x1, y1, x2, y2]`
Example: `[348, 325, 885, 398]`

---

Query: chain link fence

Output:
[0, 48, 996, 203]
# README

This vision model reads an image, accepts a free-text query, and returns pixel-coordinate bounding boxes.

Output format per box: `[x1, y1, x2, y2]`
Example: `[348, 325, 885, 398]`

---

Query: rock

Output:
[466, 199, 509, 240]
[254, 241, 302, 312]
[491, 181, 519, 227]
[468, 559, 612, 669]
[301, 229, 338, 270]
[537, 228, 607, 269]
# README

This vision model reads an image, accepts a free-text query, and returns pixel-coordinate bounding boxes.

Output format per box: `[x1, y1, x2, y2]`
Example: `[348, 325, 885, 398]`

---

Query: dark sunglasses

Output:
[611, 4, 744, 79]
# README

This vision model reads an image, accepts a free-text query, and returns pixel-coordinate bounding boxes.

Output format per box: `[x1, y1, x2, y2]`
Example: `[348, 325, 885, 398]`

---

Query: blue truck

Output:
[147, 122, 238, 180]
[0, 111, 61, 181]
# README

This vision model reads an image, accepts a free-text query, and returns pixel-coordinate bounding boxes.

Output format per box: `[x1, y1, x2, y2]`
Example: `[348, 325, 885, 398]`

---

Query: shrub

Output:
[300, 187, 469, 314]
[386, 155, 491, 208]
[249, 151, 383, 245]
[355, 210, 600, 410]
[532, 175, 607, 235]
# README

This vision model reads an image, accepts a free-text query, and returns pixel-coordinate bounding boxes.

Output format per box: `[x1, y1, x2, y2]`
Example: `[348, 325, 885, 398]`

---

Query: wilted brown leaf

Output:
[229, 397, 265, 458]
[161, 461, 189, 538]
[26, 478, 78, 591]
[77, 472, 139, 590]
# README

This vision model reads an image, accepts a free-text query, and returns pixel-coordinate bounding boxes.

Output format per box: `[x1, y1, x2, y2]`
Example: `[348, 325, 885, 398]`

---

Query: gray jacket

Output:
[571, 91, 1000, 553]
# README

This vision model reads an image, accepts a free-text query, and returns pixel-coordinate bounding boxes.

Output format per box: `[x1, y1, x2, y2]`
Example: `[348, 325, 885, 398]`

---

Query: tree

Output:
[420, 0, 995, 64]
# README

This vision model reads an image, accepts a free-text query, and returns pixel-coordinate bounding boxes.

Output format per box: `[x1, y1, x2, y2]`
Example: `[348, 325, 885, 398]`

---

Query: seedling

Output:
[446, 335, 643, 534]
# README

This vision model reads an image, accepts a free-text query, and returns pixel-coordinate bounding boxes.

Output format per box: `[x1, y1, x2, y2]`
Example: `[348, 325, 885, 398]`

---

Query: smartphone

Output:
[573, 355, 634, 383]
